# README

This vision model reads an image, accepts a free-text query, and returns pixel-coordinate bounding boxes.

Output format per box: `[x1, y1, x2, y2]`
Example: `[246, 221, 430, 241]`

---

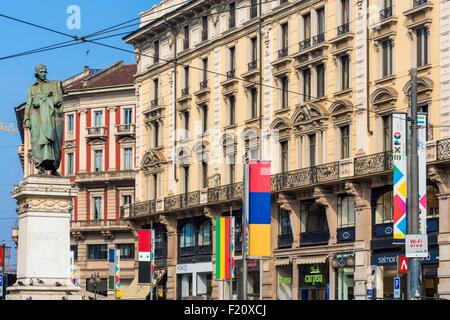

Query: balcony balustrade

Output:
[337, 23, 350, 36]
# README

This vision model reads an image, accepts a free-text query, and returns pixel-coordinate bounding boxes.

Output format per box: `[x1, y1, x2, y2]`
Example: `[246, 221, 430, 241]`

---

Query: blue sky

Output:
[0, 0, 157, 270]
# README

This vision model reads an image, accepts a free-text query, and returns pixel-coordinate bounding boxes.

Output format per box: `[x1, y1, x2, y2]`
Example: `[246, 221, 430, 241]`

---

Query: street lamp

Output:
[89, 273, 101, 300]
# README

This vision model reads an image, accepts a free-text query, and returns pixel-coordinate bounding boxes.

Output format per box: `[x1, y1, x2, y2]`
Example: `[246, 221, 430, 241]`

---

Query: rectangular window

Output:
[316, 64, 325, 98]
[229, 95, 236, 125]
[342, 0, 350, 24]
[337, 196, 355, 228]
[202, 58, 208, 82]
[87, 244, 108, 260]
[183, 25, 189, 49]
[279, 209, 292, 235]
[184, 66, 189, 91]
[251, 88, 258, 119]
[303, 69, 311, 102]
[229, 155, 236, 184]
[70, 244, 78, 261]
[303, 13, 311, 40]
[67, 114, 74, 133]
[154, 40, 159, 63]
[154, 122, 160, 147]
[341, 55, 350, 90]
[251, 37, 257, 63]
[153, 78, 159, 101]
[281, 76, 289, 109]
[300, 201, 329, 233]
[202, 105, 208, 133]
[317, 7, 325, 35]
[229, 2, 236, 28]
[250, 0, 258, 18]
[117, 244, 134, 260]
[94, 111, 103, 128]
[382, 40, 393, 77]
[152, 173, 158, 199]
[93, 196, 102, 220]
[202, 16, 208, 40]
[309, 134, 316, 166]
[202, 162, 208, 189]
[124, 148, 133, 170]
[280, 141, 289, 173]
[94, 149, 103, 172]
[382, 115, 392, 152]
[340, 125, 350, 159]
[183, 166, 189, 193]
[417, 27, 428, 67]
[229, 47, 236, 71]
[123, 108, 132, 125]
[183, 111, 190, 139]
[67, 152, 74, 176]
[122, 195, 132, 206]
[281, 23, 288, 49]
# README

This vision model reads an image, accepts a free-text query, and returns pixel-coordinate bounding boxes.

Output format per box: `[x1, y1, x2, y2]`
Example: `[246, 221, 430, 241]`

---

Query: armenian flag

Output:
[215, 216, 235, 280]
[248, 160, 271, 256]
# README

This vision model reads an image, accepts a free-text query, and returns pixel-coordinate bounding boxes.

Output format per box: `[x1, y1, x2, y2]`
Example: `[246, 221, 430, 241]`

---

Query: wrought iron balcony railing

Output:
[164, 191, 201, 211]
[313, 33, 325, 45]
[278, 47, 289, 59]
[337, 23, 350, 36]
[437, 138, 450, 161]
[181, 87, 190, 96]
[199, 80, 208, 90]
[130, 199, 156, 217]
[299, 38, 311, 50]
[380, 7, 393, 20]
[226, 69, 236, 80]
[414, 0, 428, 7]
[248, 60, 257, 71]
[208, 182, 243, 204]
[278, 233, 293, 248]
[354, 150, 393, 176]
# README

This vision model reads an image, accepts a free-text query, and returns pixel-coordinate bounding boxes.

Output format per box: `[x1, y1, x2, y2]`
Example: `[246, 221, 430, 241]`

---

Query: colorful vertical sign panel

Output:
[115, 249, 121, 296]
[151, 229, 155, 287]
[418, 114, 427, 235]
[108, 248, 115, 290]
[215, 216, 235, 280]
[392, 113, 407, 240]
[69, 250, 75, 285]
[230, 217, 235, 279]
[248, 160, 271, 256]
[138, 229, 151, 262]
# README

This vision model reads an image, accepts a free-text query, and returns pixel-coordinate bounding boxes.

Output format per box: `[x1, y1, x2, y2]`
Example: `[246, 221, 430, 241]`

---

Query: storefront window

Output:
[277, 266, 293, 300]
[375, 191, 393, 224]
[336, 268, 354, 300]
[337, 196, 355, 228]
[180, 223, 195, 248]
[299, 263, 329, 300]
[177, 274, 193, 298]
[198, 220, 211, 246]
[196, 272, 212, 299]
[427, 185, 439, 218]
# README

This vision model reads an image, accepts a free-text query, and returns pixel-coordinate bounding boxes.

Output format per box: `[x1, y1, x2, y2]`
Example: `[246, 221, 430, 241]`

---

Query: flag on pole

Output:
[215, 216, 235, 280]
[392, 113, 407, 240]
[115, 249, 121, 298]
[248, 160, 271, 256]
[418, 113, 427, 235]
[138, 229, 152, 283]
[108, 248, 116, 290]
[151, 229, 156, 287]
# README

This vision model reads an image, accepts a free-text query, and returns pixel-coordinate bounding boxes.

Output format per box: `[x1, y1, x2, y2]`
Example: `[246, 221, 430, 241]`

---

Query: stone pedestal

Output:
[7, 175, 81, 300]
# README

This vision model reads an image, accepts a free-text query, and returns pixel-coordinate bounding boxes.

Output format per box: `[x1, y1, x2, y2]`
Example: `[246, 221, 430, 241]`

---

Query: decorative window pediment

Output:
[193, 141, 210, 162]
[329, 100, 353, 125]
[141, 150, 166, 175]
[175, 146, 192, 166]
[220, 132, 237, 155]
[370, 87, 398, 113]
[403, 76, 433, 103]
[291, 103, 328, 133]
[270, 117, 291, 140]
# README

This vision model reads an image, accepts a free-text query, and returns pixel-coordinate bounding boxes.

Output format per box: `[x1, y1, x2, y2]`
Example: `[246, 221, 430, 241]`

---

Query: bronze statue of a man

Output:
[24, 64, 64, 175]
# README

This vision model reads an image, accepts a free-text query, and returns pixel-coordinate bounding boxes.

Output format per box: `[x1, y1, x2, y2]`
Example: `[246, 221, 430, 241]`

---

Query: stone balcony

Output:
[115, 124, 136, 138]
[70, 219, 129, 232]
[128, 137, 450, 219]
[86, 127, 107, 140]
[76, 170, 136, 183]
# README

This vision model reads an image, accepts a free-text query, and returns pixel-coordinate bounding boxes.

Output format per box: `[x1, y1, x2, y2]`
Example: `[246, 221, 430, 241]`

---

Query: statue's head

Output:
[34, 64, 48, 82]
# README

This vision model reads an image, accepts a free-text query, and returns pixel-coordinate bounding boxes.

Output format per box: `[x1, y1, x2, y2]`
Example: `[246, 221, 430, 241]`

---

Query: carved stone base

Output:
[8, 175, 81, 300]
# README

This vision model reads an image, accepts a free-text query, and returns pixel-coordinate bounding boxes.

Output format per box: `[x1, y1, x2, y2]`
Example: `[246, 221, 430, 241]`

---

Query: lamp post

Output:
[89, 273, 101, 300]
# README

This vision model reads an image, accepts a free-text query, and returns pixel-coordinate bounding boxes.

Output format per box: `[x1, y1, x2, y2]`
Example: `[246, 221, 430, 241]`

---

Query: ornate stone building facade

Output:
[16, 61, 137, 299]
[123, 0, 450, 300]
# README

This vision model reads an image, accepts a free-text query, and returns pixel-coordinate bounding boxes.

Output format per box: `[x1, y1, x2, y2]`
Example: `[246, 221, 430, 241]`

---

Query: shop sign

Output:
[405, 235, 428, 258]
[300, 264, 327, 287]
[399, 256, 408, 274]
[371, 247, 438, 266]
[278, 276, 292, 286]
[176, 262, 213, 274]
[394, 277, 401, 299]
[247, 260, 259, 271]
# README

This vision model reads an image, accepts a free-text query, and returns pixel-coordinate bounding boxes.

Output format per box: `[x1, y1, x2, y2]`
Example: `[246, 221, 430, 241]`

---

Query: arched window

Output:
[427, 185, 439, 218]
[180, 223, 195, 248]
[198, 220, 211, 246]
[338, 196, 355, 228]
[375, 191, 393, 224]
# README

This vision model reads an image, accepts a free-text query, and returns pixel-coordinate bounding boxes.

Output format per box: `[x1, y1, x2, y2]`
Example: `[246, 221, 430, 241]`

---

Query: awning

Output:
[294, 256, 327, 265]
[122, 277, 150, 300]
[275, 258, 292, 266]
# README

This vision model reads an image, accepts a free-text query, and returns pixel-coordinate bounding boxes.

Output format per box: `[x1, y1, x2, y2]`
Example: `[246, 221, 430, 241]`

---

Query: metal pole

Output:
[242, 161, 249, 300]
[2, 241, 5, 300]
[258, 0, 263, 161]
[229, 206, 233, 300]
[150, 221, 153, 301]
[407, 68, 422, 299]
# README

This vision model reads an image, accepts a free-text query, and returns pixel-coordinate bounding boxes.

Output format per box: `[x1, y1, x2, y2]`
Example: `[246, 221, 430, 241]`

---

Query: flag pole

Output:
[229, 206, 233, 300]
[243, 159, 249, 300]
[150, 220, 153, 301]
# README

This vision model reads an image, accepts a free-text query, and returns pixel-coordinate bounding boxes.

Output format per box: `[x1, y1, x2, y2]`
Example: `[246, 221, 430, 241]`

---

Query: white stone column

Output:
[8, 176, 81, 300]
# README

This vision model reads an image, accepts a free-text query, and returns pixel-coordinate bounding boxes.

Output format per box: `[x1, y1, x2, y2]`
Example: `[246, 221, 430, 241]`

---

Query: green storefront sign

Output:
[279, 276, 292, 286]
[299, 264, 327, 287]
